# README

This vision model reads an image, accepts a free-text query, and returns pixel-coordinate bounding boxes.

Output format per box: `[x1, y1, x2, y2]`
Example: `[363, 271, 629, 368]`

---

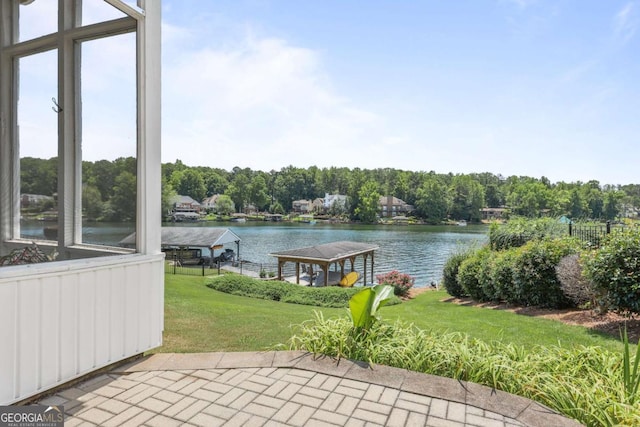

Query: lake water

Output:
[174, 221, 488, 287]
[20, 220, 488, 287]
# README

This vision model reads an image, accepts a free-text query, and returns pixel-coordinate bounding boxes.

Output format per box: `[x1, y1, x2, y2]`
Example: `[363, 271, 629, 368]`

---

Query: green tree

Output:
[506, 180, 550, 218]
[354, 181, 380, 223]
[549, 188, 571, 217]
[347, 168, 368, 219]
[161, 176, 177, 218]
[484, 184, 503, 208]
[90, 159, 119, 201]
[393, 171, 411, 204]
[603, 190, 625, 221]
[272, 166, 316, 210]
[449, 175, 485, 221]
[108, 171, 136, 221]
[582, 182, 604, 219]
[248, 175, 270, 211]
[171, 169, 206, 202]
[21, 157, 57, 196]
[415, 175, 451, 224]
[269, 201, 285, 214]
[202, 169, 229, 196]
[162, 159, 187, 182]
[214, 194, 235, 215]
[226, 174, 250, 213]
[569, 188, 585, 219]
[82, 184, 103, 221]
[315, 167, 350, 196]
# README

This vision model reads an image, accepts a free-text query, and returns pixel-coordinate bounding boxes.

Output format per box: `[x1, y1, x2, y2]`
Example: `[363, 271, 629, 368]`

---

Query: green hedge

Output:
[206, 274, 400, 308]
[457, 247, 492, 301]
[489, 217, 567, 251]
[583, 227, 640, 315]
[450, 238, 579, 308]
[442, 249, 473, 298]
[511, 238, 577, 308]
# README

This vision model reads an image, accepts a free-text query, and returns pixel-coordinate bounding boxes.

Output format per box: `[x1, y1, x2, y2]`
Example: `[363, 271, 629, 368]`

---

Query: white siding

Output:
[0, 254, 164, 404]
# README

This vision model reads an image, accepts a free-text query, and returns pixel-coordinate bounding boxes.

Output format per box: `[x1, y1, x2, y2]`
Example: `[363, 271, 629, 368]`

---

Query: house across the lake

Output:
[379, 195, 414, 218]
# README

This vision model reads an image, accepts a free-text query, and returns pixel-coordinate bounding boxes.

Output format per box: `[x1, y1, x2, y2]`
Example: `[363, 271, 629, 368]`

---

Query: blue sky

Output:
[19, 1, 640, 185]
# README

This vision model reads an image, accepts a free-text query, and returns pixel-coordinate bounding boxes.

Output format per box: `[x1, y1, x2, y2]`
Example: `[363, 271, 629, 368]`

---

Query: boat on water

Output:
[231, 213, 248, 222]
[172, 212, 200, 222]
[457, 220, 467, 226]
[299, 214, 316, 224]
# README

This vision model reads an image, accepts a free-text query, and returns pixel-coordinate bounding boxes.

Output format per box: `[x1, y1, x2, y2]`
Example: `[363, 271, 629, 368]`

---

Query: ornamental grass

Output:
[289, 314, 640, 426]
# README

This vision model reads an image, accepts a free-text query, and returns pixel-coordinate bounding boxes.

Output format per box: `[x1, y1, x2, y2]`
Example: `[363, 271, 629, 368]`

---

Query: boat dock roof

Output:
[270, 241, 378, 263]
[270, 241, 378, 286]
[120, 227, 241, 249]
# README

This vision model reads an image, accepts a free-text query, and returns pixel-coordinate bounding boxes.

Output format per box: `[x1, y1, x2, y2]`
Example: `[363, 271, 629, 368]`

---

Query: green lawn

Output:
[153, 274, 623, 354]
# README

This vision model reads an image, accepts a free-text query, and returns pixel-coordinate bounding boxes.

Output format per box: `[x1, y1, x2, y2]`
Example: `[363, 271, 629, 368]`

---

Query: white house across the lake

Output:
[0, 0, 163, 404]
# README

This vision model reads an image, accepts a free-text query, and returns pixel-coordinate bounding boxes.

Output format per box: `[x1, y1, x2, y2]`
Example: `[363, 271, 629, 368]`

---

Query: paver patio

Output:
[37, 351, 582, 427]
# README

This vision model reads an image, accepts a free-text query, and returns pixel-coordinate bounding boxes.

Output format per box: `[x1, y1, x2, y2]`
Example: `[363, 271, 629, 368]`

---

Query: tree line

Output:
[20, 157, 639, 223]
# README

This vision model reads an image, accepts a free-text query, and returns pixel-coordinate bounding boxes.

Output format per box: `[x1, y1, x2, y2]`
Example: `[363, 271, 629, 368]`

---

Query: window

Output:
[17, 51, 58, 241]
[1, 0, 153, 260]
[80, 34, 137, 244]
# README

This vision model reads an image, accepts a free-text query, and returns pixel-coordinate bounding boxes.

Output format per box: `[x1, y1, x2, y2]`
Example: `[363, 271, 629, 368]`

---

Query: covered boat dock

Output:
[121, 227, 241, 263]
[270, 241, 378, 286]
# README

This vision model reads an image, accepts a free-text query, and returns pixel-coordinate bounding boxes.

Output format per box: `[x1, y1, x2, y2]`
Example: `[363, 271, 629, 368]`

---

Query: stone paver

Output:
[33, 351, 581, 427]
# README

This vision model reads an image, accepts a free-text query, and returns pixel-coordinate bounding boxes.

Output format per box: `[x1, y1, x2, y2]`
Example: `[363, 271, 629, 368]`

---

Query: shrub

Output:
[376, 270, 415, 297]
[282, 286, 365, 307]
[489, 217, 567, 251]
[457, 248, 493, 301]
[478, 250, 499, 301]
[511, 238, 578, 308]
[442, 249, 473, 297]
[490, 249, 517, 302]
[556, 254, 595, 308]
[583, 228, 640, 316]
[207, 274, 399, 308]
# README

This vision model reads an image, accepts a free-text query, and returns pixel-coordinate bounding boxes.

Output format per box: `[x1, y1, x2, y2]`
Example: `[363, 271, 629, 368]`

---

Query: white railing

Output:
[0, 253, 164, 404]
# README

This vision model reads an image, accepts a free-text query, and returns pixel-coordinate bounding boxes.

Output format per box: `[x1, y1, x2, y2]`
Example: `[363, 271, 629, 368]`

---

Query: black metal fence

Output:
[164, 258, 298, 278]
[568, 221, 627, 248]
[164, 260, 215, 276]
[225, 260, 297, 278]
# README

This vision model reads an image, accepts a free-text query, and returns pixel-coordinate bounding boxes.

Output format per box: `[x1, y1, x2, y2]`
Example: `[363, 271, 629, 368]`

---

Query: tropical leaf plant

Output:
[348, 285, 394, 331]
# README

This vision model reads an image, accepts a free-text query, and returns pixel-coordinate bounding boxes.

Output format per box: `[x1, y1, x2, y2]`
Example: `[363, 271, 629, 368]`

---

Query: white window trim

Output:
[0, 0, 161, 257]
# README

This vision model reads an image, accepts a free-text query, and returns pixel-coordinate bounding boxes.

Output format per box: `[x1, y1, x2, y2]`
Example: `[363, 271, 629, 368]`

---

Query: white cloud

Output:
[501, 0, 538, 9]
[162, 33, 385, 170]
[614, 2, 638, 43]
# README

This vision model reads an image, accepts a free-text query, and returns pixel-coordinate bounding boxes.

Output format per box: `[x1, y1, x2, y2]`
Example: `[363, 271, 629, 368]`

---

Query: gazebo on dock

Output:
[270, 241, 378, 286]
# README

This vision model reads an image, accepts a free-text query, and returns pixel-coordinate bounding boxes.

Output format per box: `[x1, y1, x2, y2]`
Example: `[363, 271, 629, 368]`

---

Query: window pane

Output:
[19, 1, 57, 42]
[80, 33, 137, 248]
[18, 50, 59, 241]
[81, 0, 128, 27]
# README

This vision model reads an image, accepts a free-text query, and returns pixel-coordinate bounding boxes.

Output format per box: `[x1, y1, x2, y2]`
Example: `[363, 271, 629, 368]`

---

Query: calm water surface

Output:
[179, 221, 488, 287]
[20, 220, 488, 287]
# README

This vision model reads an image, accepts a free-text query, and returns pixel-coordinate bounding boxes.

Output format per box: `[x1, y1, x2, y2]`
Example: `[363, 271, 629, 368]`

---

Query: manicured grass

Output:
[383, 290, 624, 352]
[153, 274, 345, 353]
[153, 274, 623, 354]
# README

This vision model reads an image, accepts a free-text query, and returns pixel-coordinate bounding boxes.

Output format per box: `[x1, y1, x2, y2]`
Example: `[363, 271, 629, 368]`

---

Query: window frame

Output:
[0, 0, 161, 259]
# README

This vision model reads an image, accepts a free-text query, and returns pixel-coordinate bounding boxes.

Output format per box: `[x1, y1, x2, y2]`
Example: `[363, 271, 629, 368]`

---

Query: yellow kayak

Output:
[339, 271, 360, 287]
